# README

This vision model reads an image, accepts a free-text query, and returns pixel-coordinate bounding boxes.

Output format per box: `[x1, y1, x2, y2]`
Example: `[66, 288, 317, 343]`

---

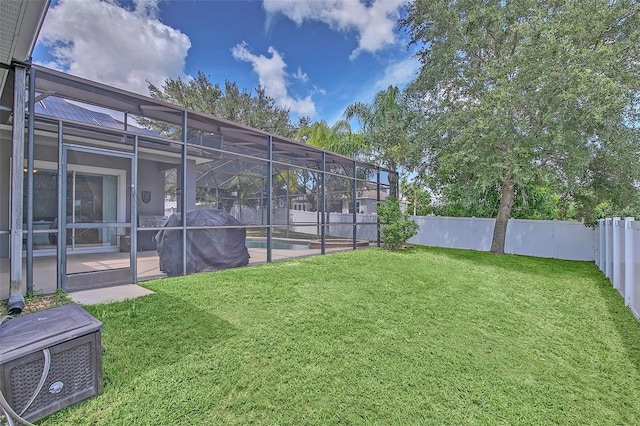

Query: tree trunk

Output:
[490, 177, 515, 255]
[388, 171, 398, 199]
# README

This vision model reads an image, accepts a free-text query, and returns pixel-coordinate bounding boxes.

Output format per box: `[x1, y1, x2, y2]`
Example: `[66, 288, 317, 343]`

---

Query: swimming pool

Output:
[245, 240, 309, 250]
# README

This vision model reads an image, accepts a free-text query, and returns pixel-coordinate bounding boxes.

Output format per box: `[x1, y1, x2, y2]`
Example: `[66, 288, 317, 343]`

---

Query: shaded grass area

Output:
[41, 246, 640, 425]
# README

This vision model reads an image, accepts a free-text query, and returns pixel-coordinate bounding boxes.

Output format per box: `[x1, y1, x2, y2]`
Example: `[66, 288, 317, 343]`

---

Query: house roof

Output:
[0, 0, 49, 99]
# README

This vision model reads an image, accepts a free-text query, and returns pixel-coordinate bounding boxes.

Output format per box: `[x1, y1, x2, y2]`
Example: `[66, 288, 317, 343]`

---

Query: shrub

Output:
[377, 197, 419, 250]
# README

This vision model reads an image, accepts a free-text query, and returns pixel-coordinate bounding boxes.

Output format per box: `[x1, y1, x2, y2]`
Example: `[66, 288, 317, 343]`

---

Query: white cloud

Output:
[231, 42, 317, 117]
[374, 56, 421, 91]
[294, 67, 308, 83]
[313, 85, 327, 96]
[263, 0, 408, 59]
[36, 0, 191, 95]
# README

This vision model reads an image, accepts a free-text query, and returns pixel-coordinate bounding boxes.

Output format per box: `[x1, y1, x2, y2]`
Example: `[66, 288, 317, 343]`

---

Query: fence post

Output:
[552, 219, 558, 259]
[597, 219, 605, 270]
[624, 217, 634, 306]
[612, 217, 621, 290]
[606, 217, 612, 277]
[472, 217, 477, 251]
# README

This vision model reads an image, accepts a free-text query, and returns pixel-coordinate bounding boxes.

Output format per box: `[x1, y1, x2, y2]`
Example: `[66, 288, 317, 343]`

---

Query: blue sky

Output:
[33, 0, 420, 126]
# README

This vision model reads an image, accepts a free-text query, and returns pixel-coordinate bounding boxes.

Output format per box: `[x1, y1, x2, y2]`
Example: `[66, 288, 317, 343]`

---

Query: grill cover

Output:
[155, 209, 250, 277]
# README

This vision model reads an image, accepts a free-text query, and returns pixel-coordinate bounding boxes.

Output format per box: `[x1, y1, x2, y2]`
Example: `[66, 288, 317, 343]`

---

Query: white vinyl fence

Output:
[408, 216, 596, 261]
[272, 209, 379, 241]
[276, 211, 596, 261]
[596, 217, 640, 320]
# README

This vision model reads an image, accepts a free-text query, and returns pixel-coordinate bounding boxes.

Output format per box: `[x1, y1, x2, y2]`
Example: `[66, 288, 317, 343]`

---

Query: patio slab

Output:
[70, 284, 154, 305]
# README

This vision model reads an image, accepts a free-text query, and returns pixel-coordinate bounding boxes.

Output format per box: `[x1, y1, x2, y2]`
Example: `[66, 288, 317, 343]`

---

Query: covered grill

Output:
[155, 209, 250, 277]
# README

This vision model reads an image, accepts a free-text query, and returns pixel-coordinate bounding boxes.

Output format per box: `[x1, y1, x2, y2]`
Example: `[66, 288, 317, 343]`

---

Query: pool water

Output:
[245, 240, 308, 250]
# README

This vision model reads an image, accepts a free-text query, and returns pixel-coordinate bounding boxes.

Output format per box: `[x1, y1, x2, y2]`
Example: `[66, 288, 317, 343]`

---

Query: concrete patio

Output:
[1, 242, 361, 301]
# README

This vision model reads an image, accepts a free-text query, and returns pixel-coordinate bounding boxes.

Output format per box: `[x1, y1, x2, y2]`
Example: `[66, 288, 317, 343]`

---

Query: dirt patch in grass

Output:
[1, 291, 73, 317]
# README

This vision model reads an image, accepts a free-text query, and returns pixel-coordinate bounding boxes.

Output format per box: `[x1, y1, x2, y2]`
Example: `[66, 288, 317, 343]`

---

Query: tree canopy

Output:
[146, 71, 304, 139]
[295, 120, 367, 158]
[402, 0, 640, 254]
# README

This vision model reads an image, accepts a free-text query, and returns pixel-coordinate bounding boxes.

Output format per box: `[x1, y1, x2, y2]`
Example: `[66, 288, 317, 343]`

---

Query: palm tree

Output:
[296, 120, 368, 158]
[343, 85, 411, 197]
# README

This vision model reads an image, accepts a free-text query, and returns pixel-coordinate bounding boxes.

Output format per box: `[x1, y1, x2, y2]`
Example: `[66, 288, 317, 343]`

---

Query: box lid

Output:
[0, 304, 102, 362]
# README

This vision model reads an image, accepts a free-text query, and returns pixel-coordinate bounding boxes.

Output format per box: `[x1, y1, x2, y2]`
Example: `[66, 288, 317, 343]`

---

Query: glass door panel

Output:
[66, 172, 119, 249]
[23, 170, 58, 251]
[62, 146, 133, 289]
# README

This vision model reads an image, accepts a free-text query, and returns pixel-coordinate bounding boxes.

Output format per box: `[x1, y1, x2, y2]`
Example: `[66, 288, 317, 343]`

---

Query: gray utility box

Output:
[0, 304, 102, 422]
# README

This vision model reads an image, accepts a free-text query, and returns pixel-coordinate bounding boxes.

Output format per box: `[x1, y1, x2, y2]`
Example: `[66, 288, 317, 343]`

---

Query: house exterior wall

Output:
[136, 159, 166, 217]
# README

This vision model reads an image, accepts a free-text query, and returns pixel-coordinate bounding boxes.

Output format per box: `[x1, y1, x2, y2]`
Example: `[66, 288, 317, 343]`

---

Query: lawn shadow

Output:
[410, 245, 597, 280]
[83, 291, 237, 391]
[595, 277, 640, 375]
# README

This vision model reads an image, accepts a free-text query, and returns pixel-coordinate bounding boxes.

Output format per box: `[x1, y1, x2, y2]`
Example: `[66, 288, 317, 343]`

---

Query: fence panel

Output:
[505, 219, 554, 258]
[629, 221, 640, 319]
[615, 218, 626, 297]
[596, 217, 640, 322]
[555, 221, 597, 261]
[437, 217, 475, 249]
[410, 216, 444, 247]
[355, 213, 378, 242]
[410, 217, 495, 251]
[409, 216, 594, 261]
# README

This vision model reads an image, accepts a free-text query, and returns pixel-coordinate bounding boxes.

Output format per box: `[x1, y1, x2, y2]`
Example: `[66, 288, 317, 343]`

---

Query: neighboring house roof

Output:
[35, 95, 160, 137]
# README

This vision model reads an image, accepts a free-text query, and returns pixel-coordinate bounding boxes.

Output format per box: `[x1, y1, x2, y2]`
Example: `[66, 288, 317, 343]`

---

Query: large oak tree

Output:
[402, 0, 640, 254]
[146, 71, 301, 139]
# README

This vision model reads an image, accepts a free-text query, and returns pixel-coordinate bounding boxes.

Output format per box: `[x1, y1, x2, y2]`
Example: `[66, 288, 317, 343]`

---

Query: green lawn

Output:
[42, 246, 640, 425]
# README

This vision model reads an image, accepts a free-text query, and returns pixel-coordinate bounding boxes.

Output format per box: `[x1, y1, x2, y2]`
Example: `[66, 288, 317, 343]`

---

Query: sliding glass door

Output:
[61, 145, 133, 289]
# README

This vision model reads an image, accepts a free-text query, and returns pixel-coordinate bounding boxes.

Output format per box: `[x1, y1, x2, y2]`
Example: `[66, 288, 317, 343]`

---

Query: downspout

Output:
[26, 66, 35, 294]
[8, 65, 27, 314]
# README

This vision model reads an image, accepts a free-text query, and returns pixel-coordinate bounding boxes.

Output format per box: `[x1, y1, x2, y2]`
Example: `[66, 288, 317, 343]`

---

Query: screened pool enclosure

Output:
[0, 65, 394, 297]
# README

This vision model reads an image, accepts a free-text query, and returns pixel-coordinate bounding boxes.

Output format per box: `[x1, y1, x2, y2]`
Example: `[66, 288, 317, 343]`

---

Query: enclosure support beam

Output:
[320, 152, 326, 255]
[57, 121, 65, 290]
[352, 161, 357, 250]
[8, 65, 26, 312]
[376, 169, 381, 248]
[181, 111, 188, 276]
[131, 135, 139, 282]
[26, 66, 36, 294]
[266, 135, 273, 262]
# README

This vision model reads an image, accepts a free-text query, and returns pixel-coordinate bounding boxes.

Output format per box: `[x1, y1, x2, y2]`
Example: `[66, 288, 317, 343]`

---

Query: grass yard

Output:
[40, 246, 640, 425]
